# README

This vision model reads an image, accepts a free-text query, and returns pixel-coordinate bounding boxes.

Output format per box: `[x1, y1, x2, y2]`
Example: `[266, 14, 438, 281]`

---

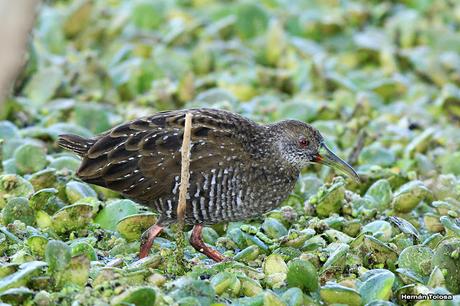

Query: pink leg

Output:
[139, 224, 163, 259]
[190, 224, 226, 262]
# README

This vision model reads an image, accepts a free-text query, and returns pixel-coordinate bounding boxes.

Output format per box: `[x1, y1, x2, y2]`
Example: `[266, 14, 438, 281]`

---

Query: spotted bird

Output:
[58, 108, 359, 261]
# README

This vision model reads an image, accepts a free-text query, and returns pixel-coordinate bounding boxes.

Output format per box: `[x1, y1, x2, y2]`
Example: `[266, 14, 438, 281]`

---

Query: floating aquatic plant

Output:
[0, 0, 460, 304]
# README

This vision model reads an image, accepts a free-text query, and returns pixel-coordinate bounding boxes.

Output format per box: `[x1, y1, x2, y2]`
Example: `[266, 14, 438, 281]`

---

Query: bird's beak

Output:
[312, 143, 360, 183]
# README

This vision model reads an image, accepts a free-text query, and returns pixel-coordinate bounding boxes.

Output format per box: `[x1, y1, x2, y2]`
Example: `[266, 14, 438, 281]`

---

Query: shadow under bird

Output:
[58, 108, 359, 262]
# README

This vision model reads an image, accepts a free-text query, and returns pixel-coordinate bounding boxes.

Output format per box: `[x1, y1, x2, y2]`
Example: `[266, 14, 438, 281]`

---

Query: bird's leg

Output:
[139, 224, 163, 259]
[190, 224, 226, 262]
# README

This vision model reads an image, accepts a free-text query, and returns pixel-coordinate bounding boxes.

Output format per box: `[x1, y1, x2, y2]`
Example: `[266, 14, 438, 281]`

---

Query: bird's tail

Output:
[57, 134, 94, 156]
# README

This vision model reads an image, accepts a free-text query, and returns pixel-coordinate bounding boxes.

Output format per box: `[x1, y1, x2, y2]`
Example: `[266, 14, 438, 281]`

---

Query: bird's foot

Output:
[139, 224, 163, 259]
[190, 224, 227, 262]
[201, 247, 227, 262]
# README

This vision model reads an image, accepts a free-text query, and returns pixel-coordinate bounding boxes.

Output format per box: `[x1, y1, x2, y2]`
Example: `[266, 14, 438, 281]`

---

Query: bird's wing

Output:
[76, 109, 260, 203]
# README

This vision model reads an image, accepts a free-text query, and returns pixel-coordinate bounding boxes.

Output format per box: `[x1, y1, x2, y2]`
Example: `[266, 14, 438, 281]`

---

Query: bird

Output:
[58, 108, 359, 261]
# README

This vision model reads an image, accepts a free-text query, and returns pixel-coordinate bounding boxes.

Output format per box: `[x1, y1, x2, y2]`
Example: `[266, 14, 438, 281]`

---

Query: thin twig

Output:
[175, 113, 192, 269]
[177, 113, 192, 224]
[347, 130, 367, 166]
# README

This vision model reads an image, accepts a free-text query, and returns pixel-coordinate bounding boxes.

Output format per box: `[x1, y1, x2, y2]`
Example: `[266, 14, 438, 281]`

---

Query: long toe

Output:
[190, 224, 226, 262]
[139, 224, 163, 259]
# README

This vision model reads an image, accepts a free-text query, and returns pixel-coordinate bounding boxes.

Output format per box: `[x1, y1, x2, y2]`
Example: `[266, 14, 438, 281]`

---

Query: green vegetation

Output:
[1, 0, 460, 305]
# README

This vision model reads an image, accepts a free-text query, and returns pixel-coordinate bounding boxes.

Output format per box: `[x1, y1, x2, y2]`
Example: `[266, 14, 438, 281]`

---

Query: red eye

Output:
[299, 137, 309, 148]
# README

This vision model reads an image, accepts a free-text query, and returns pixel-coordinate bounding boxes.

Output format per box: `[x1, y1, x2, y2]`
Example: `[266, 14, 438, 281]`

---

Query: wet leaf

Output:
[261, 218, 288, 239]
[0, 261, 47, 293]
[0, 121, 20, 140]
[52, 203, 93, 234]
[45, 240, 71, 272]
[235, 4, 269, 40]
[286, 258, 319, 293]
[24, 67, 63, 105]
[432, 238, 460, 294]
[359, 269, 395, 304]
[320, 283, 362, 305]
[398, 246, 433, 277]
[359, 145, 396, 167]
[2, 197, 35, 226]
[111, 286, 156, 306]
[310, 177, 345, 218]
[0, 174, 34, 207]
[210, 272, 241, 296]
[362, 220, 392, 241]
[27, 235, 48, 257]
[392, 181, 431, 213]
[95, 199, 139, 231]
[65, 181, 97, 203]
[116, 213, 157, 242]
[365, 179, 393, 211]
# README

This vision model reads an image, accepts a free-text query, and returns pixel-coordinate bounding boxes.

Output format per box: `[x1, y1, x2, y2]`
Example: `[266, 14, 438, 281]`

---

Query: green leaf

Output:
[94, 199, 139, 231]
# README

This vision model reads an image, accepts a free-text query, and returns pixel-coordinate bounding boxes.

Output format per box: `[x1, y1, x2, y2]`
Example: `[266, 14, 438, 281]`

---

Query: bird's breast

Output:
[151, 163, 297, 225]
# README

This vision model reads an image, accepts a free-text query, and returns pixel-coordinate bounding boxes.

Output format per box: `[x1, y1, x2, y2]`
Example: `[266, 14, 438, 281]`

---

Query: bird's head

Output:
[271, 120, 360, 182]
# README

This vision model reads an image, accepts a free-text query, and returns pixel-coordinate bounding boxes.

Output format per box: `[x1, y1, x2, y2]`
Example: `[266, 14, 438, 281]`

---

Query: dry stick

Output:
[347, 130, 368, 166]
[175, 113, 193, 270]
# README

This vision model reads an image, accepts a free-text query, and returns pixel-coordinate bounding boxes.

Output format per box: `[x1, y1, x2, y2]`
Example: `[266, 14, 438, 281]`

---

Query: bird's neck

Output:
[258, 126, 296, 171]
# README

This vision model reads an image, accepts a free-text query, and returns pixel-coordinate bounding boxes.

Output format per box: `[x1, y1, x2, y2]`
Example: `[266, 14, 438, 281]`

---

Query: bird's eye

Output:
[298, 137, 309, 148]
